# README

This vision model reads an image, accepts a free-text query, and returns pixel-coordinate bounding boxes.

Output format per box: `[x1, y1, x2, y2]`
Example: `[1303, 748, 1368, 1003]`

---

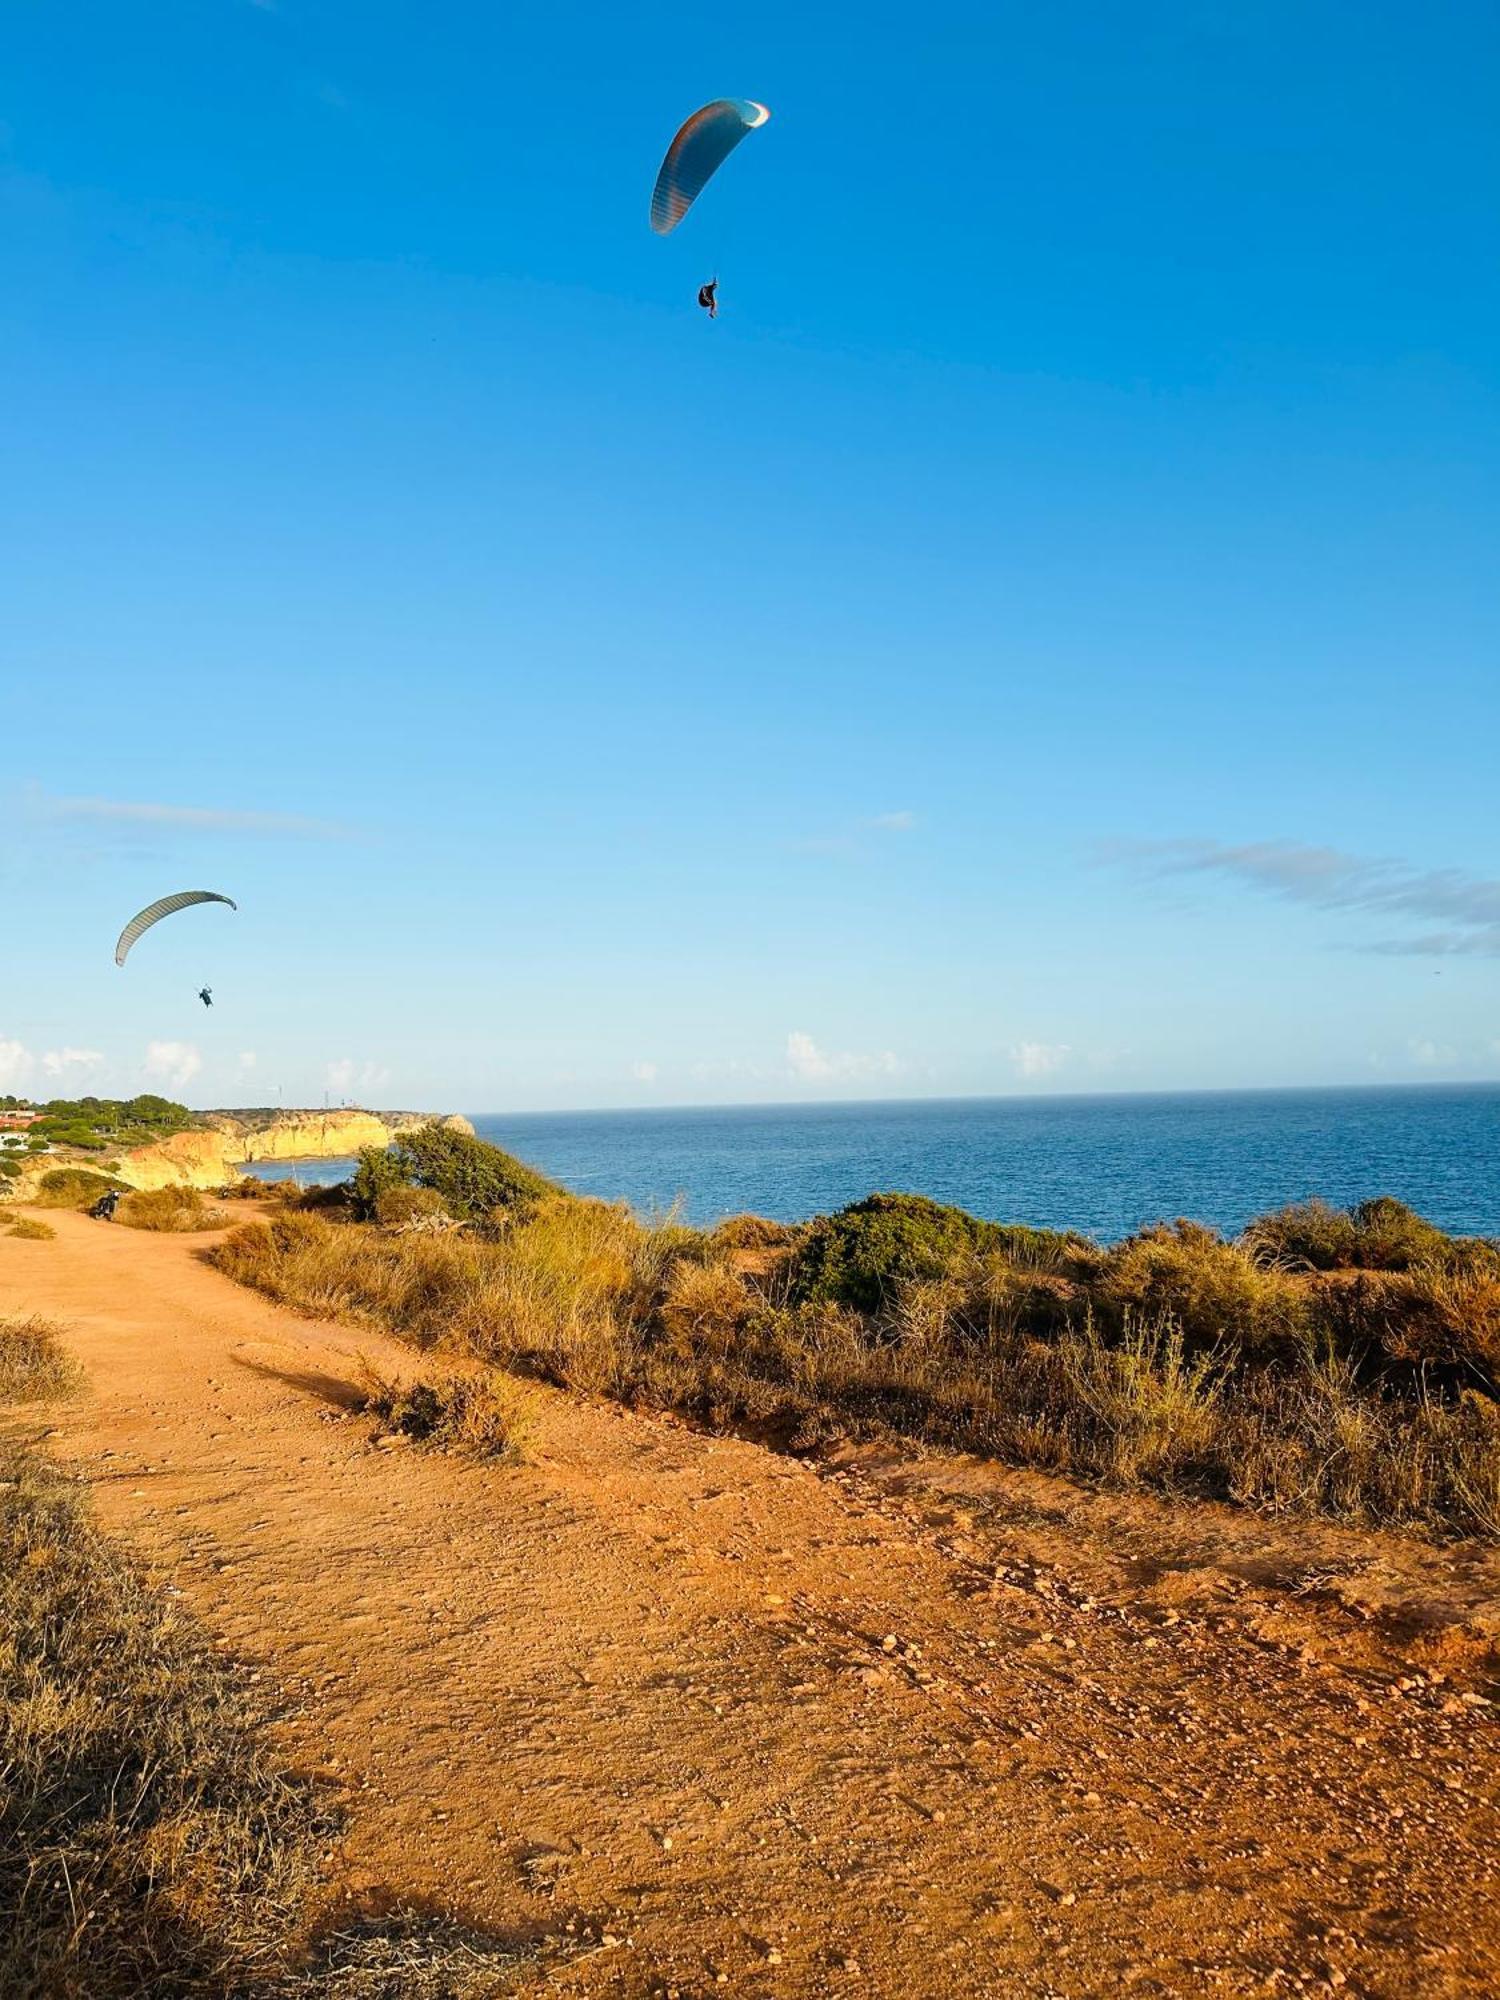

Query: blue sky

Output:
[3, 0, 1497, 1111]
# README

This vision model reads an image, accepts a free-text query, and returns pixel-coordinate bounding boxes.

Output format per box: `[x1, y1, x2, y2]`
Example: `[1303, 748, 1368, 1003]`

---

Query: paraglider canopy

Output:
[115, 891, 237, 968]
[651, 99, 770, 236]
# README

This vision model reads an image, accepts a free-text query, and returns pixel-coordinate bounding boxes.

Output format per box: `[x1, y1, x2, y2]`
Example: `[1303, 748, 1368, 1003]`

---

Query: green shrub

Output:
[375, 1184, 448, 1227]
[349, 1144, 415, 1221]
[37, 1123, 109, 1152]
[387, 1122, 558, 1224]
[34, 1168, 131, 1210]
[788, 1193, 1009, 1313]
[0, 1156, 20, 1181]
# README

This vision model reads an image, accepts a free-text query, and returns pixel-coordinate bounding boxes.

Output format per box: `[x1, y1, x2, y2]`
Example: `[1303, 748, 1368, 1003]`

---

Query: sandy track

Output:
[4, 1209, 1499, 1998]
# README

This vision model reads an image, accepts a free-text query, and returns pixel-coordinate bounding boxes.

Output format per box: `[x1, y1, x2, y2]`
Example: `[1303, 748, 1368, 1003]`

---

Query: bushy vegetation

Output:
[1242, 1194, 1500, 1274]
[213, 1177, 1500, 1536]
[6, 1093, 195, 1155]
[357, 1362, 535, 1458]
[116, 1186, 224, 1233]
[348, 1145, 412, 1220]
[33, 1168, 131, 1210]
[708, 1213, 799, 1253]
[350, 1122, 557, 1224]
[789, 1193, 1011, 1311]
[373, 1184, 449, 1228]
[0, 1315, 81, 1402]
[5, 1216, 56, 1242]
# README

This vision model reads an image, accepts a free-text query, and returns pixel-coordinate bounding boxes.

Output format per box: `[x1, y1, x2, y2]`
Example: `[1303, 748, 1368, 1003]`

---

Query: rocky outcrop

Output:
[112, 1111, 473, 1192]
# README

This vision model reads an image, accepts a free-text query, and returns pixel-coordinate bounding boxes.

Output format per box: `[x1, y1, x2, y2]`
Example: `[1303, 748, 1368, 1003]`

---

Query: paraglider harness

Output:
[90, 1189, 122, 1221]
[698, 278, 718, 319]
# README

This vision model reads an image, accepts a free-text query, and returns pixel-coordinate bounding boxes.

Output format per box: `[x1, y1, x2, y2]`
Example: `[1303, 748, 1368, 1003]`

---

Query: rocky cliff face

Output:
[112, 1111, 474, 1192]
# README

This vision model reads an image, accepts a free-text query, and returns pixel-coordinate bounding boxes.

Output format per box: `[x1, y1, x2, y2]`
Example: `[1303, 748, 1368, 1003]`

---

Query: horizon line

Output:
[192, 1076, 1500, 1120]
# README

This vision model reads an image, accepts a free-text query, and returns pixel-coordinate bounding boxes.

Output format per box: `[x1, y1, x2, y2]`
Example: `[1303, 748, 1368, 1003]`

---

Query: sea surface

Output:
[240, 1084, 1500, 1241]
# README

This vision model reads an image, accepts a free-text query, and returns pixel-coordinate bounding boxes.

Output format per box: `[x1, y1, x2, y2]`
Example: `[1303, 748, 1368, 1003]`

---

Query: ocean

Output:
[241, 1084, 1500, 1240]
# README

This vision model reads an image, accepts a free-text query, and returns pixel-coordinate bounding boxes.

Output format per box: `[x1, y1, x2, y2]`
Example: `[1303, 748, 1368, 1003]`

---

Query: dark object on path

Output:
[89, 1189, 122, 1221]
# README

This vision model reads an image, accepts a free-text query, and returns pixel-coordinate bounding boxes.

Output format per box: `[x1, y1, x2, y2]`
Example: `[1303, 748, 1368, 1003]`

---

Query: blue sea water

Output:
[240, 1085, 1500, 1241]
[471, 1088, 1500, 1238]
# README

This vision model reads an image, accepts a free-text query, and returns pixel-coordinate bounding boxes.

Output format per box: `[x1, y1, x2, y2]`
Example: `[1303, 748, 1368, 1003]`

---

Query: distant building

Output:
[0, 1110, 40, 1130]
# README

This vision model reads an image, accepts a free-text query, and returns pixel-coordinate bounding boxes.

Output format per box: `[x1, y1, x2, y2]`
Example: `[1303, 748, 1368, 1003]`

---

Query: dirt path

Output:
[4, 1210, 1500, 1999]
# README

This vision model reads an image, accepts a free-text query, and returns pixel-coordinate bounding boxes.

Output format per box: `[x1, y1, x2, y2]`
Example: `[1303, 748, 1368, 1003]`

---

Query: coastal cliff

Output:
[113, 1110, 474, 1192]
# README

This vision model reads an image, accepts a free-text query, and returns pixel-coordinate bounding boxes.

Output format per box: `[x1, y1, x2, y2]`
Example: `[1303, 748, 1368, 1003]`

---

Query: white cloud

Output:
[237, 1051, 258, 1072]
[41, 1047, 104, 1077]
[325, 1057, 390, 1097]
[871, 810, 917, 831]
[29, 786, 351, 840]
[787, 1031, 832, 1079]
[144, 1041, 202, 1088]
[0, 1038, 32, 1089]
[630, 1061, 659, 1083]
[786, 1030, 900, 1082]
[1010, 1040, 1069, 1079]
[1409, 1039, 1456, 1068]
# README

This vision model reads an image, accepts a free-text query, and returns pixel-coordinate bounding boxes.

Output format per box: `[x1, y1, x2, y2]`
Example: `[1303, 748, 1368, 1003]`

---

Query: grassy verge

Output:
[5, 1216, 57, 1242]
[0, 1436, 321, 1997]
[0, 1430, 534, 1998]
[213, 1176, 1500, 1538]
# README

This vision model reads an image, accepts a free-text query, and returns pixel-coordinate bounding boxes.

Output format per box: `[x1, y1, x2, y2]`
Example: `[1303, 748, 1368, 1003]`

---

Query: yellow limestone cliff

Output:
[112, 1112, 475, 1192]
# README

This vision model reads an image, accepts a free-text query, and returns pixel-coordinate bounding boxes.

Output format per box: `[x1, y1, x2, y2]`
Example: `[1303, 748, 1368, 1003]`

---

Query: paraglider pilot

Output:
[198, 986, 213, 1008]
[698, 279, 718, 319]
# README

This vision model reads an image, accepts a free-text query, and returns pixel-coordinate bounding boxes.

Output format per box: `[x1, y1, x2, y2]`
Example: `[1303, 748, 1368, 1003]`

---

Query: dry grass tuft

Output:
[356, 1362, 537, 1460]
[32, 1169, 130, 1211]
[266, 1907, 540, 1998]
[0, 1315, 82, 1403]
[708, 1213, 798, 1253]
[116, 1186, 225, 1233]
[6, 1216, 57, 1242]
